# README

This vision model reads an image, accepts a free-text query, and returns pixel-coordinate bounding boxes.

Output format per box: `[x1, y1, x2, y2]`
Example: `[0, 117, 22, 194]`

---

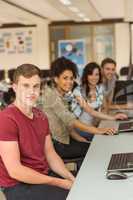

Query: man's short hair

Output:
[13, 64, 41, 83]
[101, 58, 116, 68]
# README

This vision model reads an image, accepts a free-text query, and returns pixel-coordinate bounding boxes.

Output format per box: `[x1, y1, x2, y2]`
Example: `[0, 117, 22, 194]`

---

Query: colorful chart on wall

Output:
[58, 39, 86, 76]
[0, 27, 37, 69]
[0, 29, 33, 54]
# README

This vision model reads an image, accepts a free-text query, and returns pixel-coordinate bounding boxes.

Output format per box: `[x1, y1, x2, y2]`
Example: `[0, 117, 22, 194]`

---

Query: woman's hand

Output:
[97, 128, 117, 135]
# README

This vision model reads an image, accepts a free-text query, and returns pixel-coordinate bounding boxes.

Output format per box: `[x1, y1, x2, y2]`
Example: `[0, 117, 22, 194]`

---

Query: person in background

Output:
[41, 57, 116, 161]
[101, 57, 133, 112]
[101, 57, 118, 112]
[0, 64, 75, 200]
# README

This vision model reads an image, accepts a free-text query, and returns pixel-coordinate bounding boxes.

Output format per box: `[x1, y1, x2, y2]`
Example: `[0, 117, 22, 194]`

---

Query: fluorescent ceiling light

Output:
[68, 6, 79, 13]
[83, 18, 90, 22]
[78, 13, 85, 18]
[59, 0, 71, 6]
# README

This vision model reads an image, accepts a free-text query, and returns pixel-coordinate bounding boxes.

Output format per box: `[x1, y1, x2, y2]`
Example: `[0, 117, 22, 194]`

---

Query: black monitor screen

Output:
[113, 80, 133, 104]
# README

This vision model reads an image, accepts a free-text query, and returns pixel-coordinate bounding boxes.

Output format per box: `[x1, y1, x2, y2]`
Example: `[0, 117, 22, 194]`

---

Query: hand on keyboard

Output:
[98, 128, 117, 135]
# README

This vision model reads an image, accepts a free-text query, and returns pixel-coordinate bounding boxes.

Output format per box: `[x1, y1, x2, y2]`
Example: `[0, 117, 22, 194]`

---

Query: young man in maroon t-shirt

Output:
[0, 64, 75, 200]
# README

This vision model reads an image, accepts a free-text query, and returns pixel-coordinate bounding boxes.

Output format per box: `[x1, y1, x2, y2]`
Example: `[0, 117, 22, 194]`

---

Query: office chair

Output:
[119, 66, 129, 80]
[120, 67, 129, 76]
[0, 189, 6, 200]
[8, 69, 15, 83]
[63, 157, 83, 173]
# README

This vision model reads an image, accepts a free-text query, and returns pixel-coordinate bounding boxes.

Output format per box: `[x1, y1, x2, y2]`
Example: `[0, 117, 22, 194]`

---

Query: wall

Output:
[115, 23, 130, 75]
[50, 22, 131, 78]
[0, 21, 131, 73]
[36, 21, 50, 69]
[50, 24, 115, 65]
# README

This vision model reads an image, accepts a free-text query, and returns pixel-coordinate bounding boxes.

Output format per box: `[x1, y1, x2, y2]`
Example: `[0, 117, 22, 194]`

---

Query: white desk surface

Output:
[67, 133, 133, 200]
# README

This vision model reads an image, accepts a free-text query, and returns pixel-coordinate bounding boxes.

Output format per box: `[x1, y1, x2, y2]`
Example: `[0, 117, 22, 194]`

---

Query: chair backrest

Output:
[120, 67, 129, 76]
[120, 66, 133, 80]
[63, 157, 83, 172]
[0, 189, 6, 200]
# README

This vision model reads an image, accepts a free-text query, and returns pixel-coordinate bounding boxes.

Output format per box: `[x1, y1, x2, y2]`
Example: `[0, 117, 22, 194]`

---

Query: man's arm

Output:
[109, 103, 133, 110]
[0, 140, 73, 189]
[102, 87, 133, 110]
[45, 135, 75, 181]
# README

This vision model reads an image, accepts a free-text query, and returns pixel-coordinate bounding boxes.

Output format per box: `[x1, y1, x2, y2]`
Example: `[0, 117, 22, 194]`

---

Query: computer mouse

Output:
[106, 171, 128, 180]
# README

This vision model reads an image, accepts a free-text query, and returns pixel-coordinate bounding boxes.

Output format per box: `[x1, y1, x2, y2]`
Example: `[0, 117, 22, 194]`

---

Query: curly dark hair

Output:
[50, 57, 78, 79]
[82, 62, 102, 97]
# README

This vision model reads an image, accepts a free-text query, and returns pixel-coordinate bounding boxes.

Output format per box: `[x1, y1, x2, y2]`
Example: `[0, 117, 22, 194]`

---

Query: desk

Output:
[67, 132, 133, 200]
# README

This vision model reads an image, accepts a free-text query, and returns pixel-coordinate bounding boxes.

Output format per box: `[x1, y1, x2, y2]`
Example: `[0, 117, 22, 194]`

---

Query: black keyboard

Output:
[107, 153, 133, 172]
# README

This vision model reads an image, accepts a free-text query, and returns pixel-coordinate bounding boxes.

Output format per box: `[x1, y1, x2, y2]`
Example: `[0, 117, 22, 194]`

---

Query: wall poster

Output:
[58, 39, 86, 77]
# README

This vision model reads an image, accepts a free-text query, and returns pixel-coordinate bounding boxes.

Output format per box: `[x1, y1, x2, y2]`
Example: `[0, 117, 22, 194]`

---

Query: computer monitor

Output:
[113, 80, 133, 104]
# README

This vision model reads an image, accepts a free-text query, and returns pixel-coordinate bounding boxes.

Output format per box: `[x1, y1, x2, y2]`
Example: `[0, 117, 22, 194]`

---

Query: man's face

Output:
[13, 75, 41, 107]
[102, 63, 116, 81]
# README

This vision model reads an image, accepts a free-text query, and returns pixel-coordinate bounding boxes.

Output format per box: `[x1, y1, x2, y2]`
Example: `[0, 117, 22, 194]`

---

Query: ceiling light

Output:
[59, 0, 71, 6]
[68, 6, 79, 13]
[83, 18, 90, 22]
[78, 13, 85, 18]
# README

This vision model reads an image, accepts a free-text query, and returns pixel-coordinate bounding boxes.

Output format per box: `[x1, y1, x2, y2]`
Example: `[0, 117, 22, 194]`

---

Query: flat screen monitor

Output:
[113, 80, 133, 104]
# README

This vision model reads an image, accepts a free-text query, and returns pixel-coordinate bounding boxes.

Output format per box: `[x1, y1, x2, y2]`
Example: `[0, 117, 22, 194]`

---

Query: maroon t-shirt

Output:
[0, 104, 50, 187]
